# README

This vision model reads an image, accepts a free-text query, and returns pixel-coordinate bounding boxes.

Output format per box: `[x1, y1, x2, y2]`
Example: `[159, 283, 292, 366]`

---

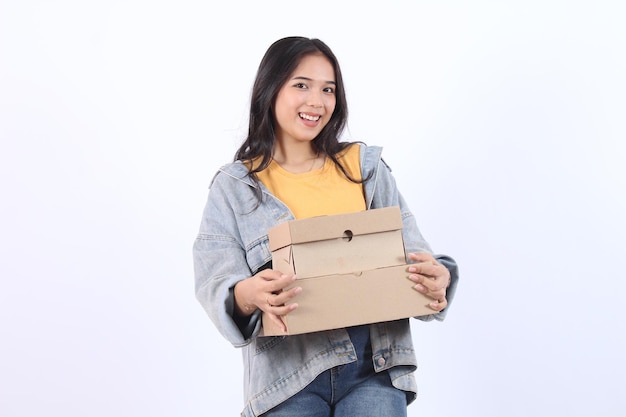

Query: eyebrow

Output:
[292, 76, 336, 85]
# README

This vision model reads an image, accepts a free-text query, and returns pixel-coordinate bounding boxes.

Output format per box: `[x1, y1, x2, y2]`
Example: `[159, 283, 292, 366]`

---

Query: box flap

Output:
[290, 229, 405, 278]
[268, 207, 402, 251]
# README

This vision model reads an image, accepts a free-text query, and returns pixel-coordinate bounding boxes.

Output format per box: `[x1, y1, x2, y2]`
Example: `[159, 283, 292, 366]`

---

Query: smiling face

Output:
[273, 53, 337, 148]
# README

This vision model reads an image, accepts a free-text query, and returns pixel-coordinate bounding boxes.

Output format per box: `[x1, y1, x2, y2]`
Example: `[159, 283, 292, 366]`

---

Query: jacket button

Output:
[377, 357, 386, 367]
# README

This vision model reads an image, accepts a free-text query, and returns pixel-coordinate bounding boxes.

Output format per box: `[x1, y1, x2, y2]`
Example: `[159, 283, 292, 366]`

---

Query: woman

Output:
[193, 36, 459, 417]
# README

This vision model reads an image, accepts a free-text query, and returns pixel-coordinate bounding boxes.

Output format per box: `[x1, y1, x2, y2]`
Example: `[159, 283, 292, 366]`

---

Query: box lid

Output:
[268, 206, 402, 252]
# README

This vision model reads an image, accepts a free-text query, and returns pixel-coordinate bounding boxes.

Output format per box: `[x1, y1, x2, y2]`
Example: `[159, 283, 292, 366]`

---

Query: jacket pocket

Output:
[254, 336, 286, 355]
[246, 235, 272, 274]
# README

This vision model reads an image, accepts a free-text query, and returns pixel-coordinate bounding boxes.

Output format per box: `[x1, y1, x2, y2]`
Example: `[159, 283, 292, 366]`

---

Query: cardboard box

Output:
[261, 206, 435, 336]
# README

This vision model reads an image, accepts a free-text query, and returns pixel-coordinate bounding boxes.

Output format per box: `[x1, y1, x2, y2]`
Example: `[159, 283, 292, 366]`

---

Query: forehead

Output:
[290, 53, 335, 81]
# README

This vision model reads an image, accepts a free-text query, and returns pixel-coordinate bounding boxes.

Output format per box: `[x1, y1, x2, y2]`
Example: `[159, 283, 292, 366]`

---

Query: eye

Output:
[294, 82, 308, 89]
[323, 86, 335, 94]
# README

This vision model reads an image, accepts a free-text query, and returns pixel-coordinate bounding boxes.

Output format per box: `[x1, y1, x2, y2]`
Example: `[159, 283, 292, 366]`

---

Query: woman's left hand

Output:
[407, 252, 451, 312]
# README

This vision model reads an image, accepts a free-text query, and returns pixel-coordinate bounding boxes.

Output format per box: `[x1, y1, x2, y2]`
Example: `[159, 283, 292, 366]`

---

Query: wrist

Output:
[234, 279, 256, 317]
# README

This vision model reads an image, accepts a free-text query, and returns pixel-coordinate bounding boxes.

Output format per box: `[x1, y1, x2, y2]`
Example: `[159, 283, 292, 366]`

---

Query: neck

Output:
[273, 143, 324, 174]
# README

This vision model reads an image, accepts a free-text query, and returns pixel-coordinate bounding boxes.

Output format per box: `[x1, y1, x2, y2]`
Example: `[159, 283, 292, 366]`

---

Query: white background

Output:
[1, 1, 625, 416]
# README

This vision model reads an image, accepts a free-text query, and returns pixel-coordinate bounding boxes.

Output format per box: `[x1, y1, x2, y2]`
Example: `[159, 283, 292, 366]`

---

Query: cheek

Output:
[276, 94, 299, 116]
[273, 98, 293, 123]
[325, 97, 337, 114]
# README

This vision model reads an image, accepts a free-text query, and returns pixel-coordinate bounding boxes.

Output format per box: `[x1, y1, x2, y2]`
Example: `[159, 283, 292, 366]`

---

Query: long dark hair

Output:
[234, 36, 364, 201]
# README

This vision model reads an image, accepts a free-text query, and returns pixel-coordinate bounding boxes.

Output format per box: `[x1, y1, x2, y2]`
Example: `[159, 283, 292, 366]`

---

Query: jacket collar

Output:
[212, 161, 254, 187]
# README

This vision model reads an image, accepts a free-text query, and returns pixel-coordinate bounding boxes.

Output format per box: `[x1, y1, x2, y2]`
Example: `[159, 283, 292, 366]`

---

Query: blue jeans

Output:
[260, 360, 407, 417]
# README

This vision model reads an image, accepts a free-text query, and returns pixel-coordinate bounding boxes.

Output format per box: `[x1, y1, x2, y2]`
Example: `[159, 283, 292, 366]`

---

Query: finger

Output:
[412, 281, 447, 300]
[265, 289, 300, 308]
[266, 312, 287, 333]
[266, 274, 297, 293]
[413, 274, 449, 293]
[272, 285, 302, 306]
[408, 272, 439, 289]
[257, 268, 287, 281]
[428, 297, 448, 312]
[265, 303, 298, 333]
[408, 262, 442, 278]
[408, 252, 436, 264]
[274, 303, 298, 316]
[428, 289, 448, 302]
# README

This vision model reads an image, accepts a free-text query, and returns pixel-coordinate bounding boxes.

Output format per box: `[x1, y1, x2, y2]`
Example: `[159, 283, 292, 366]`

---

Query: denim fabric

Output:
[193, 144, 459, 417]
[260, 332, 407, 417]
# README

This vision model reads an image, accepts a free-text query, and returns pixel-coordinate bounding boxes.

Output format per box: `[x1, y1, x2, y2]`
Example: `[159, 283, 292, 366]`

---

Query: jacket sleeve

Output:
[365, 149, 460, 322]
[192, 171, 262, 347]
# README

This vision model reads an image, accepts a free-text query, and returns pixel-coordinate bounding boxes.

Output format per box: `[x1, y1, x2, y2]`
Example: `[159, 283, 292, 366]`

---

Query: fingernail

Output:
[408, 266, 417, 273]
[294, 287, 302, 294]
[414, 284, 425, 292]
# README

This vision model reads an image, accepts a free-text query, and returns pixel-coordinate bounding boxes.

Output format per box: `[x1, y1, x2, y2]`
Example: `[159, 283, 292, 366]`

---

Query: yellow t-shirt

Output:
[257, 144, 366, 219]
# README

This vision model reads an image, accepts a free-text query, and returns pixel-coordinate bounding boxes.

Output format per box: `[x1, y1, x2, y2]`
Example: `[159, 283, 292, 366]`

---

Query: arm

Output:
[233, 268, 301, 334]
[364, 149, 459, 321]
[192, 172, 263, 346]
[193, 172, 302, 345]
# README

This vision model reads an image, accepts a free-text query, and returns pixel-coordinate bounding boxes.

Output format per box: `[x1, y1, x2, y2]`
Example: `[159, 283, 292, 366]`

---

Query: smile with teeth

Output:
[299, 113, 321, 121]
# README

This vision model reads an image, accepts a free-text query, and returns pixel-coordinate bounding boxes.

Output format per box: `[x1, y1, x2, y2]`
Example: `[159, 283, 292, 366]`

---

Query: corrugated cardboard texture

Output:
[262, 206, 432, 336]
[270, 207, 405, 278]
[268, 206, 403, 251]
[261, 264, 434, 336]
[272, 229, 406, 278]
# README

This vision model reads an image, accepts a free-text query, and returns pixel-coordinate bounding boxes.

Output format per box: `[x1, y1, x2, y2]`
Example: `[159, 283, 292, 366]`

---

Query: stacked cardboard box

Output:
[261, 206, 433, 336]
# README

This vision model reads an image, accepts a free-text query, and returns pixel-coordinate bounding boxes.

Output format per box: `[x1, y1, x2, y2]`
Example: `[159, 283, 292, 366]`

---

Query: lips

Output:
[299, 112, 321, 122]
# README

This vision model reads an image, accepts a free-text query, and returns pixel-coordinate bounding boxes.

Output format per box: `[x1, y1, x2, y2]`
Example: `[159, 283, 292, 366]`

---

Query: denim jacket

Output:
[193, 144, 459, 417]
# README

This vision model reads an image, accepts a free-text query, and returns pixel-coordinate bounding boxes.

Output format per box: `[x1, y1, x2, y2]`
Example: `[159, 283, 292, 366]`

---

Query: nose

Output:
[307, 90, 323, 108]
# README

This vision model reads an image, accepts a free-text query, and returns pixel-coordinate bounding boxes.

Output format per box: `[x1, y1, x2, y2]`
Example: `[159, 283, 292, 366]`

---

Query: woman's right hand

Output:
[233, 269, 301, 332]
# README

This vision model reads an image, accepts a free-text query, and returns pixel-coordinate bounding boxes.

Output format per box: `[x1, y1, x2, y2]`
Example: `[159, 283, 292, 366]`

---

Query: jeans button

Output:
[377, 357, 386, 367]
